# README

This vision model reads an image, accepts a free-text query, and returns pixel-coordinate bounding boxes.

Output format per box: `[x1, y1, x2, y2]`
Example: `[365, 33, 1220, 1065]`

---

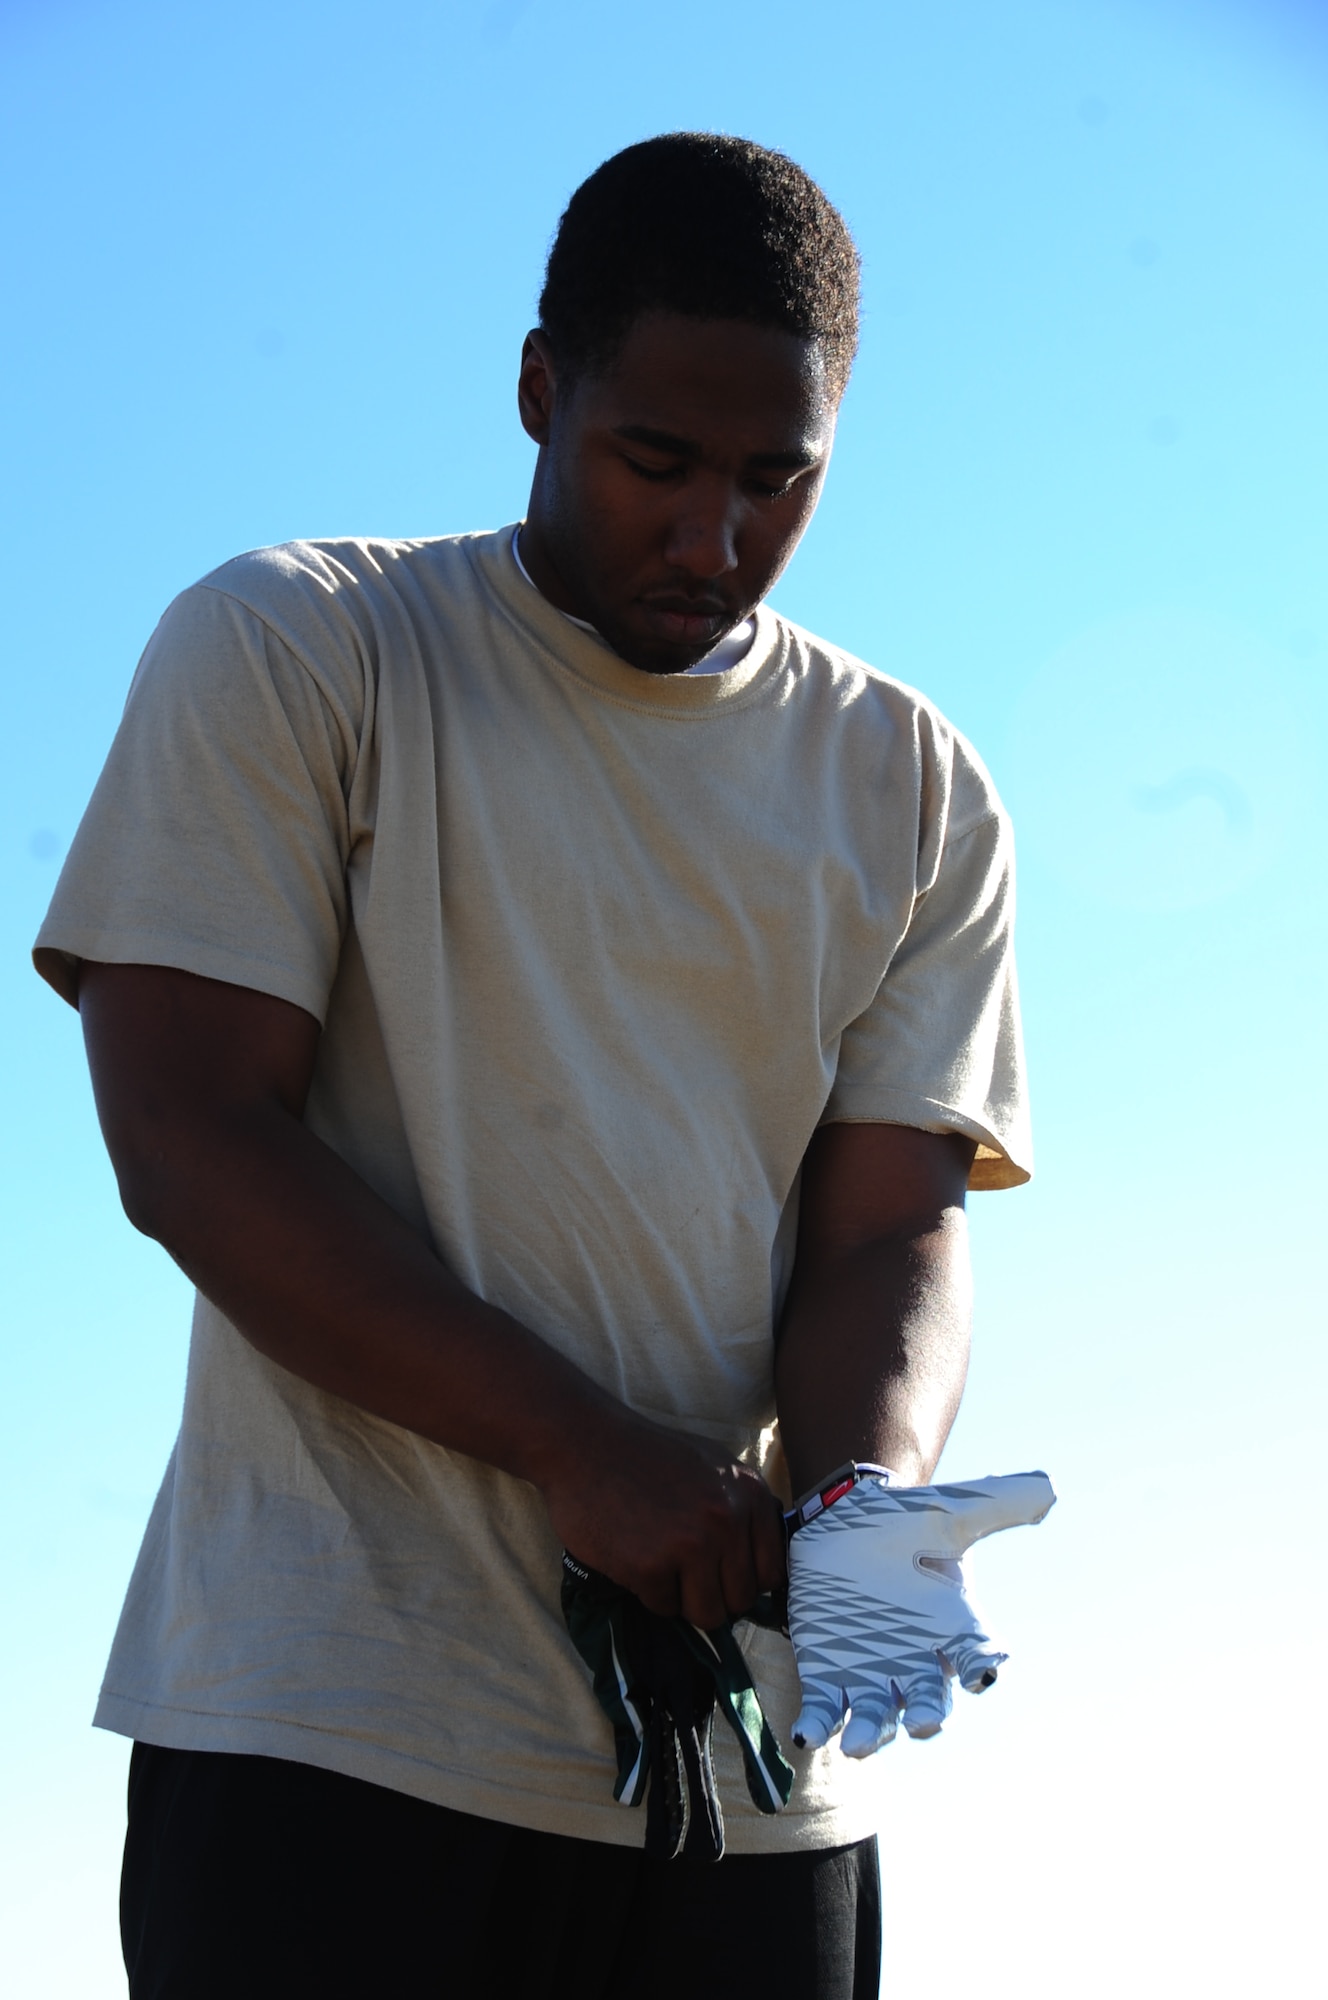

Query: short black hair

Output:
[539, 133, 860, 401]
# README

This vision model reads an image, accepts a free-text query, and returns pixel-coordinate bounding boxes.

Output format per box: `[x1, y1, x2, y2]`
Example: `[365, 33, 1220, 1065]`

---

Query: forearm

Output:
[80, 961, 787, 1626]
[117, 1095, 628, 1489]
[774, 1183, 973, 1495]
[121, 1102, 787, 1618]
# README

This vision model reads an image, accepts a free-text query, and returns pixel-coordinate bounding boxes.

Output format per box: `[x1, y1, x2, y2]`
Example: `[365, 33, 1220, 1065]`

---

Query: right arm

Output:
[79, 959, 785, 1628]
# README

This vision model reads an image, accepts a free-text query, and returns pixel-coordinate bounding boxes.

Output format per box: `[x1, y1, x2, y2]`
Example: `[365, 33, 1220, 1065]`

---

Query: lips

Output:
[639, 595, 734, 647]
[648, 610, 725, 645]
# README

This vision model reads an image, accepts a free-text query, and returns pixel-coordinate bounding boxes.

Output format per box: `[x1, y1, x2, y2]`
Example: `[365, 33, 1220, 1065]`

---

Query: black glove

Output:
[561, 1553, 794, 1862]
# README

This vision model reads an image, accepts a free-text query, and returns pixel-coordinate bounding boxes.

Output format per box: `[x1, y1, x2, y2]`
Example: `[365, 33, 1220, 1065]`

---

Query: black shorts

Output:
[121, 1744, 880, 1999]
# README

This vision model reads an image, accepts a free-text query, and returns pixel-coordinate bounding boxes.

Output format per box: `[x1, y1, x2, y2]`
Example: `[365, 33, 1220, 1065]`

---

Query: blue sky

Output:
[3, 2, 1325, 1992]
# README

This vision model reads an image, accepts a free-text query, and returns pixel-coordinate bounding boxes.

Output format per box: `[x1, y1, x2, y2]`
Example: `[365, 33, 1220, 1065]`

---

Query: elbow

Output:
[99, 1114, 203, 1247]
[110, 1147, 179, 1243]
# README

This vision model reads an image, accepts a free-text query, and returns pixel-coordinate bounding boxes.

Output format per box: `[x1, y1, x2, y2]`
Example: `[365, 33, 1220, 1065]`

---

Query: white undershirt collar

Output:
[510, 528, 755, 675]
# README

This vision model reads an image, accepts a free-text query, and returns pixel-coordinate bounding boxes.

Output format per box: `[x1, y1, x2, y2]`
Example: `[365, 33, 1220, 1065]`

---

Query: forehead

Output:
[572, 313, 834, 452]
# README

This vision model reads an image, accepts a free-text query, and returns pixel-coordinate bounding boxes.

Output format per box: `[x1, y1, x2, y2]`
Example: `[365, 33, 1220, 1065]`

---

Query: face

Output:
[517, 313, 837, 675]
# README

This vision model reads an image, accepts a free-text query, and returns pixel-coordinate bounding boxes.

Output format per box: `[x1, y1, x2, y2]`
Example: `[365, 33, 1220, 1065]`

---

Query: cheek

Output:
[551, 474, 664, 600]
[549, 460, 627, 563]
[747, 495, 820, 578]
[585, 478, 672, 560]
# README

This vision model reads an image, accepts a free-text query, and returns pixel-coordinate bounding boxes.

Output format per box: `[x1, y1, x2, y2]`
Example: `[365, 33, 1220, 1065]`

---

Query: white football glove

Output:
[787, 1467, 1056, 1756]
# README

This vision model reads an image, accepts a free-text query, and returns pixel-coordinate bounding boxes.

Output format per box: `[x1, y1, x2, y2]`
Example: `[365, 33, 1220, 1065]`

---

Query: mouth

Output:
[638, 595, 734, 649]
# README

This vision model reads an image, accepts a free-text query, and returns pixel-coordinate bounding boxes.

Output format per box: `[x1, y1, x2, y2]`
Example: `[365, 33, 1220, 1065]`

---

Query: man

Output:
[36, 135, 1034, 1996]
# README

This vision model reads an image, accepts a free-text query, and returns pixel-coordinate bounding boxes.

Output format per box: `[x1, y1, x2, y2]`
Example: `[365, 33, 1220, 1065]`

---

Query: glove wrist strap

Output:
[784, 1461, 895, 1532]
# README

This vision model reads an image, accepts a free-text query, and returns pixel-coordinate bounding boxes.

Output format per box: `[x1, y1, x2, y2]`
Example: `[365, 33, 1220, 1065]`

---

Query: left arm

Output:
[774, 1121, 977, 1497]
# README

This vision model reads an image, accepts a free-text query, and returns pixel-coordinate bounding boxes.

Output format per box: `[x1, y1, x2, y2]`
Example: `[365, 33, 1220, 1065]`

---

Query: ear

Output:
[518, 329, 559, 446]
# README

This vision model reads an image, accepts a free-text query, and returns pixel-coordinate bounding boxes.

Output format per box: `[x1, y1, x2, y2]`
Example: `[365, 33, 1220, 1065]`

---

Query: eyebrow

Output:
[610, 424, 821, 471]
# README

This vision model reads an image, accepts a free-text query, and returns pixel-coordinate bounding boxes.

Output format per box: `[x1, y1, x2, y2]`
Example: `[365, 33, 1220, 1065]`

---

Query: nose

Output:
[661, 478, 741, 580]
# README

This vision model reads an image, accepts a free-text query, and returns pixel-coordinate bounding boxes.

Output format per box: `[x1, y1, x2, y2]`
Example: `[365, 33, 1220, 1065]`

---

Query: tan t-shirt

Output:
[34, 527, 1031, 1852]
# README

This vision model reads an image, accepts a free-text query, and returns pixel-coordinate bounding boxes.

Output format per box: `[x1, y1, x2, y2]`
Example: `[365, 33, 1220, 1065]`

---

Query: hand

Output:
[788, 1469, 1056, 1755]
[560, 1553, 793, 1861]
[539, 1409, 787, 1629]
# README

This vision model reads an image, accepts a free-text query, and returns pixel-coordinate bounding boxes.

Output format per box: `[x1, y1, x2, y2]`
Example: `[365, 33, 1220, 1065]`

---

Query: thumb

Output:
[931, 1471, 1057, 1551]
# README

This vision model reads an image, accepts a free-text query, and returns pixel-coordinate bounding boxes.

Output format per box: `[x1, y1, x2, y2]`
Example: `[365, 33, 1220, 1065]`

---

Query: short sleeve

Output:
[821, 804, 1032, 1190]
[33, 578, 364, 1021]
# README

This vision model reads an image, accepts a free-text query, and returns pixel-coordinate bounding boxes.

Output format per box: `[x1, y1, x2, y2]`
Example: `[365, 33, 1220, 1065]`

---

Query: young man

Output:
[36, 136, 1034, 1997]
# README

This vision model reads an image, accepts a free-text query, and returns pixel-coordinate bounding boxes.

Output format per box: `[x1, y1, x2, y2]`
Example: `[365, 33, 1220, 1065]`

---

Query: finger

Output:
[633, 1571, 682, 1620]
[841, 1685, 902, 1759]
[718, 1538, 761, 1624]
[790, 1681, 847, 1751]
[678, 1565, 730, 1635]
[932, 1471, 1057, 1550]
[644, 1714, 686, 1861]
[946, 1631, 1008, 1693]
[751, 1488, 789, 1598]
[677, 1709, 725, 1863]
[898, 1662, 952, 1740]
[723, 1495, 789, 1618]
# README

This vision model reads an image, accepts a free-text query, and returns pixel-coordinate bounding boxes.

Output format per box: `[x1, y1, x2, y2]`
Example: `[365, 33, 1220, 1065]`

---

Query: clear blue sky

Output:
[3, 2, 1325, 1992]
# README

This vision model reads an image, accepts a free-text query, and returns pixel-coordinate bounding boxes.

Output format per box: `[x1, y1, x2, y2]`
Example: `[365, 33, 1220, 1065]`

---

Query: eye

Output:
[747, 475, 799, 501]
[622, 454, 682, 483]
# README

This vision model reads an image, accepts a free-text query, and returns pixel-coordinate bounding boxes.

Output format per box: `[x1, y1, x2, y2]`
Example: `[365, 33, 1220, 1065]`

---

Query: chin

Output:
[615, 644, 706, 678]
[598, 622, 702, 677]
